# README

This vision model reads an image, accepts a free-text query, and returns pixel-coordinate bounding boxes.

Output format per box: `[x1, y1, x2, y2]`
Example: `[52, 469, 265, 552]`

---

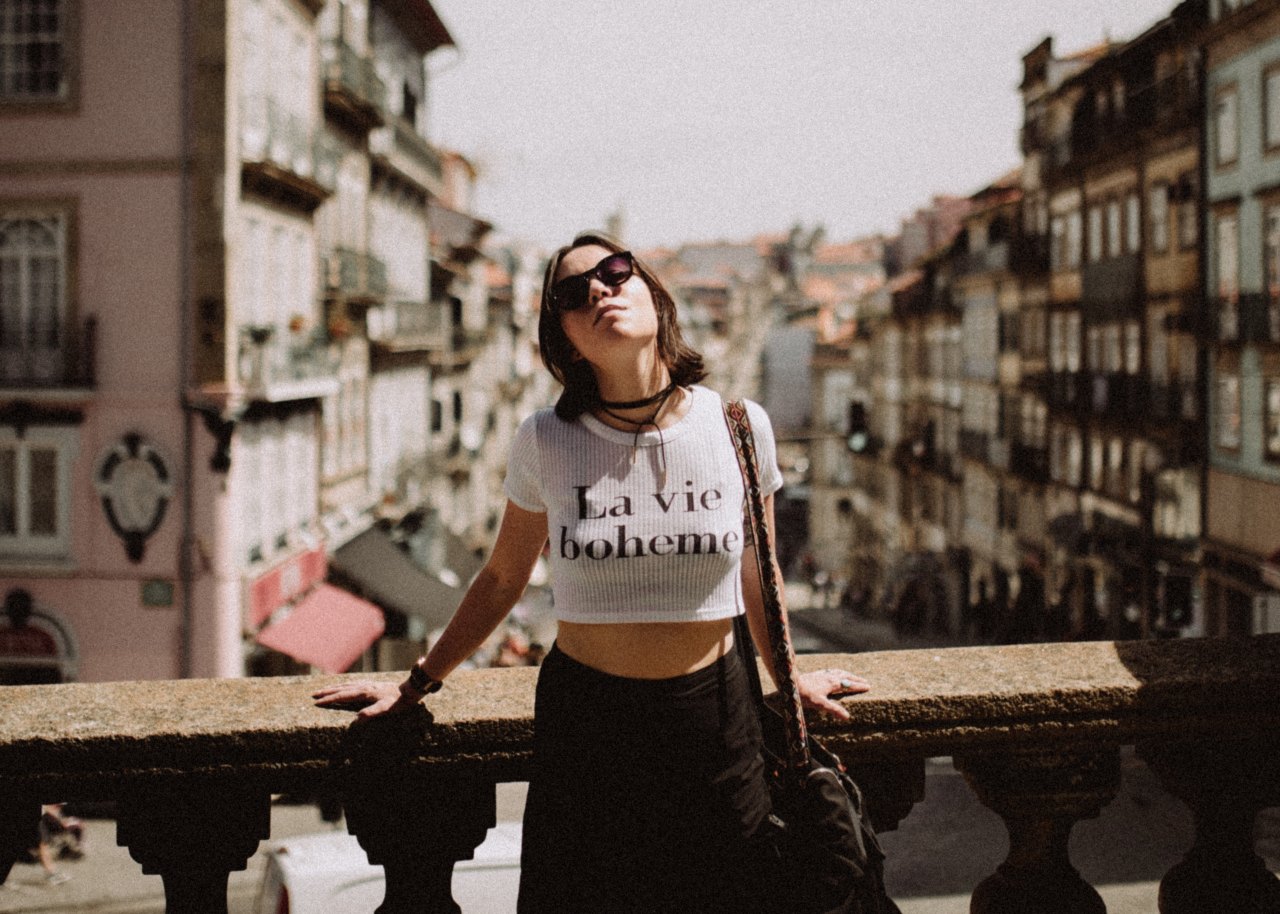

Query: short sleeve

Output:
[503, 413, 546, 512]
[744, 399, 784, 497]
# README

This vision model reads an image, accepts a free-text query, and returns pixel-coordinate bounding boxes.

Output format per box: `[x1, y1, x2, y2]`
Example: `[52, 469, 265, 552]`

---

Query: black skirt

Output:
[517, 641, 777, 914]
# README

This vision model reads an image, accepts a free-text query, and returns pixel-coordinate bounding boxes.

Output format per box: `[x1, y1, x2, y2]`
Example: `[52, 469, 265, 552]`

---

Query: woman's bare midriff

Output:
[554, 618, 735, 679]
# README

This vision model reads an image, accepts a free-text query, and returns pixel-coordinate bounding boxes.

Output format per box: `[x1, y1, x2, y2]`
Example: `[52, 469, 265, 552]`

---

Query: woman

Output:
[314, 233, 870, 913]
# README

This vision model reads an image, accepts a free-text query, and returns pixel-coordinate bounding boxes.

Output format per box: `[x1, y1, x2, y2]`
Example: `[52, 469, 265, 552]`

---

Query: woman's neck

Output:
[592, 350, 670, 407]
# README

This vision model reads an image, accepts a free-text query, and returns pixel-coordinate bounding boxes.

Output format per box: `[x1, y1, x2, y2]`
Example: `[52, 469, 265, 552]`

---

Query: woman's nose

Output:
[588, 277, 614, 303]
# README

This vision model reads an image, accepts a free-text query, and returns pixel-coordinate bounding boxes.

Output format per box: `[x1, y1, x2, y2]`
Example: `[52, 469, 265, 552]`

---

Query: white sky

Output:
[427, 1, 1180, 250]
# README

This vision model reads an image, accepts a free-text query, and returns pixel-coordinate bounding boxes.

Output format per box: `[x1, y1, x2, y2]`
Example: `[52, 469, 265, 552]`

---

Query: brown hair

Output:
[539, 231, 706, 420]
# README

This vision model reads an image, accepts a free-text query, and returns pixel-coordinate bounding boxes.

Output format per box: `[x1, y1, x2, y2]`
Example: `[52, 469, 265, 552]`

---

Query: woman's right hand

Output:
[311, 680, 421, 720]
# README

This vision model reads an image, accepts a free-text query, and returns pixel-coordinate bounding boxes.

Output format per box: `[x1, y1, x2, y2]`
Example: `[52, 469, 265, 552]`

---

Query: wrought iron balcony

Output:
[322, 39, 386, 132]
[240, 99, 339, 211]
[2, 637, 1277, 913]
[959, 429, 989, 463]
[236, 325, 339, 403]
[954, 240, 1010, 277]
[324, 248, 388, 304]
[1088, 372, 1148, 421]
[1210, 292, 1280, 345]
[1010, 441, 1050, 484]
[370, 117, 444, 195]
[1047, 371, 1088, 415]
[0, 315, 96, 393]
[1150, 379, 1199, 425]
[367, 300, 448, 352]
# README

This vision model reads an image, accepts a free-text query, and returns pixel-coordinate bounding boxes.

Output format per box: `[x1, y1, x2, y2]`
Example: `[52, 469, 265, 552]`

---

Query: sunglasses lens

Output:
[551, 276, 588, 312]
[598, 254, 633, 286]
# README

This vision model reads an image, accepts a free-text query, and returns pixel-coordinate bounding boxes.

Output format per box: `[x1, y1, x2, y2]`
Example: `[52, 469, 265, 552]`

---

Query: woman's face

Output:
[554, 244, 660, 366]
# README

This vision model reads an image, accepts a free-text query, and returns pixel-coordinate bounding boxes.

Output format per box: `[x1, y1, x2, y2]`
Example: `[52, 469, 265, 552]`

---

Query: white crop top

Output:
[503, 385, 783, 624]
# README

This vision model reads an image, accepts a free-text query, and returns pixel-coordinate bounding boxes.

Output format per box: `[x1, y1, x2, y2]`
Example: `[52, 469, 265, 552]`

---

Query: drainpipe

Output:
[177, 0, 195, 678]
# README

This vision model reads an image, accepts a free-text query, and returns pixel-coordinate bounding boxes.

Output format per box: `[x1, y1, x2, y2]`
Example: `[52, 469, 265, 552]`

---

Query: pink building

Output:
[0, 0, 467, 683]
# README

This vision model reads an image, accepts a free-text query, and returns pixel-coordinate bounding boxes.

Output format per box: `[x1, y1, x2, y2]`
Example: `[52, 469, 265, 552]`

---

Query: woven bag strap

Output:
[722, 398, 811, 771]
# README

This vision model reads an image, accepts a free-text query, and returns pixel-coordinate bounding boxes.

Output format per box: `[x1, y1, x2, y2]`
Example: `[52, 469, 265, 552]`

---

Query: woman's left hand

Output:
[797, 668, 870, 721]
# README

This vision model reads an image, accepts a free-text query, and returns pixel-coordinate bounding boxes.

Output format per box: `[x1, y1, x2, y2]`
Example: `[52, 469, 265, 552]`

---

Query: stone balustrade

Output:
[1, 635, 1278, 914]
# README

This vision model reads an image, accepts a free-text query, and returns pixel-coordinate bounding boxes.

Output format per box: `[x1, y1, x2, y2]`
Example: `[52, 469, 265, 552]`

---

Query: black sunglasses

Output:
[549, 251, 635, 313]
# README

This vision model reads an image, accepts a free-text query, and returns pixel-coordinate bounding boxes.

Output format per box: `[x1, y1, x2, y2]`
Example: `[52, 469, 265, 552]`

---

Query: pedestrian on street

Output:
[314, 233, 871, 913]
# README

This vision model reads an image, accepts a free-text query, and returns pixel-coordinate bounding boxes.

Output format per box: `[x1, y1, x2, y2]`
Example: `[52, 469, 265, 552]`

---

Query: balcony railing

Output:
[1089, 372, 1148, 421]
[2, 637, 1277, 914]
[240, 99, 339, 211]
[959, 429, 989, 463]
[1010, 441, 1050, 484]
[954, 240, 1010, 277]
[322, 39, 386, 131]
[1150, 379, 1199, 425]
[236, 325, 339, 403]
[367, 300, 448, 351]
[1047, 371, 1087, 414]
[0, 315, 96, 391]
[324, 248, 388, 303]
[370, 117, 444, 194]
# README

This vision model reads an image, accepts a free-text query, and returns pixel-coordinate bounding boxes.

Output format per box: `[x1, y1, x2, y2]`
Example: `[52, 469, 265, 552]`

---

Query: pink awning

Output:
[255, 584, 385, 673]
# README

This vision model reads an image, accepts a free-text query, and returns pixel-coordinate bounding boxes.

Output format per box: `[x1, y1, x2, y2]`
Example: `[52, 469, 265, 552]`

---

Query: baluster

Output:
[0, 794, 39, 886]
[1139, 738, 1280, 914]
[116, 783, 270, 914]
[955, 746, 1120, 914]
[344, 774, 496, 914]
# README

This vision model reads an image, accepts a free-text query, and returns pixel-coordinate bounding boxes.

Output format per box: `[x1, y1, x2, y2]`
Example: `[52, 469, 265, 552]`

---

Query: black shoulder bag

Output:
[723, 399, 901, 914]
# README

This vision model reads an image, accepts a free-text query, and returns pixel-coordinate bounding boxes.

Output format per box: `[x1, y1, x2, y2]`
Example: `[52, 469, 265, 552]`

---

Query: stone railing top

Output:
[2, 636, 1279, 798]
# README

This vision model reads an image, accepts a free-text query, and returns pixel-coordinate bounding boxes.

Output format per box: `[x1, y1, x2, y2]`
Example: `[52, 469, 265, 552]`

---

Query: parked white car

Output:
[255, 822, 522, 914]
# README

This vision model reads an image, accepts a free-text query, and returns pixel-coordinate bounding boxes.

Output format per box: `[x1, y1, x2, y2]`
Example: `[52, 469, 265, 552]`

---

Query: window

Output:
[1216, 211, 1240, 338]
[1124, 321, 1141, 375]
[1125, 191, 1141, 255]
[1049, 312, 1065, 372]
[1087, 326, 1102, 373]
[1066, 312, 1081, 372]
[1177, 173, 1198, 250]
[1089, 435, 1104, 491]
[1050, 215, 1065, 271]
[1266, 204, 1280, 313]
[1128, 441, 1144, 504]
[1266, 377, 1280, 461]
[1066, 210, 1082, 269]
[1106, 198, 1122, 259]
[1266, 63, 1280, 152]
[1067, 429, 1083, 486]
[1104, 324, 1123, 374]
[0, 426, 77, 561]
[1215, 85, 1239, 167]
[1088, 204, 1104, 264]
[1150, 183, 1170, 253]
[1217, 371, 1241, 450]
[0, 212, 67, 385]
[0, 0, 71, 105]
[1106, 437, 1124, 497]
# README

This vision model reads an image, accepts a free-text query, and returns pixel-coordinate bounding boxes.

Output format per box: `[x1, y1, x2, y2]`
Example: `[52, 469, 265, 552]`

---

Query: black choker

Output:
[598, 381, 678, 411]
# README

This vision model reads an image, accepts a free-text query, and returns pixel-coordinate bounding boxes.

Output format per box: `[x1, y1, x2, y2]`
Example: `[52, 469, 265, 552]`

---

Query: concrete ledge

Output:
[1, 636, 1278, 798]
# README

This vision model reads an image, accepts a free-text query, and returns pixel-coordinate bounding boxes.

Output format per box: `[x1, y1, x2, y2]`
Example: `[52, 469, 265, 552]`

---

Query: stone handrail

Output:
[1, 636, 1278, 913]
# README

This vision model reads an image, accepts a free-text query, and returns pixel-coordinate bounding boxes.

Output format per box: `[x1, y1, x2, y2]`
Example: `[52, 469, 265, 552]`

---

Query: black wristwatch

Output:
[404, 657, 444, 697]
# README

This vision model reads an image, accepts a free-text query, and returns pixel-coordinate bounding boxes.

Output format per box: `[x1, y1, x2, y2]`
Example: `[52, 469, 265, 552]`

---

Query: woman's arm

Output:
[313, 501, 549, 718]
[740, 493, 868, 720]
